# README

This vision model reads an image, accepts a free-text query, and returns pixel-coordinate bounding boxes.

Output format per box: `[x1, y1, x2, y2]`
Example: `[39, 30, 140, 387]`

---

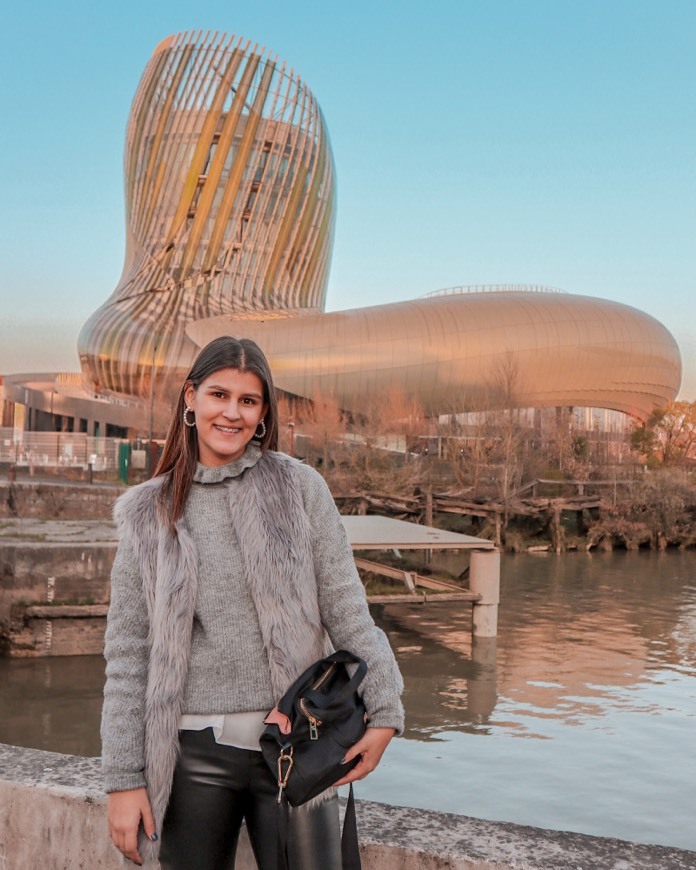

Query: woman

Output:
[101, 336, 404, 869]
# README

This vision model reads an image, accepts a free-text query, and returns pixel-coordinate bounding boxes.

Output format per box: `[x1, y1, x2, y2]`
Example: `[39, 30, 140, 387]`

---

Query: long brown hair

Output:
[155, 336, 279, 525]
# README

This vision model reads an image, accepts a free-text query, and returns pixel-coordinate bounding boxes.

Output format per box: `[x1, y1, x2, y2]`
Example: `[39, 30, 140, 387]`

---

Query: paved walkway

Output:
[0, 519, 117, 543]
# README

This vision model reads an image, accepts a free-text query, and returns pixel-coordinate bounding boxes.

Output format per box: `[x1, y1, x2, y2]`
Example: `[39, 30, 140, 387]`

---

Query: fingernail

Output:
[340, 756, 347, 764]
[150, 833, 159, 842]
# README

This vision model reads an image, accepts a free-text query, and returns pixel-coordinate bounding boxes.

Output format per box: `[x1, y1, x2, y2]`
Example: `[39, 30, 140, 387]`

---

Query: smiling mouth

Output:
[214, 424, 242, 434]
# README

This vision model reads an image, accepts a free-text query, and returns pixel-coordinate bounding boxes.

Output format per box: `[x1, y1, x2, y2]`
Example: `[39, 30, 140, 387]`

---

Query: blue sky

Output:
[1, 0, 694, 397]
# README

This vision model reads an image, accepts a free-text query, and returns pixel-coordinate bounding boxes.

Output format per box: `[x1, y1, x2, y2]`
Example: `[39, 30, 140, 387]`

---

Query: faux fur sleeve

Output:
[296, 463, 405, 734]
[100, 528, 151, 792]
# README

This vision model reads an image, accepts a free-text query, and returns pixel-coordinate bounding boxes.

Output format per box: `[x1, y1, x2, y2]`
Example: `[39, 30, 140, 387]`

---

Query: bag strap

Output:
[341, 784, 362, 870]
[276, 784, 362, 870]
[277, 795, 290, 870]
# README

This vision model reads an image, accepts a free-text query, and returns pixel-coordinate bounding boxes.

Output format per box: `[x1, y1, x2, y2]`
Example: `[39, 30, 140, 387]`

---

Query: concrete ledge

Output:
[0, 743, 694, 870]
[21, 604, 109, 619]
[0, 481, 124, 520]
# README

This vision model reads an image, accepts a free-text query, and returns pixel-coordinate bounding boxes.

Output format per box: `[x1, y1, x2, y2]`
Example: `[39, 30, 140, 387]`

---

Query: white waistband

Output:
[179, 710, 267, 752]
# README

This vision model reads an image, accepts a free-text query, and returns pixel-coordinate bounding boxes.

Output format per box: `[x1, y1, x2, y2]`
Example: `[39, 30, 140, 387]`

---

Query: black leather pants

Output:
[159, 728, 342, 870]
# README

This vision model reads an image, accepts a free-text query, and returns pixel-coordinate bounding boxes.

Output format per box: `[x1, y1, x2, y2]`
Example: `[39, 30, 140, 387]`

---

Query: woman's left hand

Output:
[333, 727, 396, 787]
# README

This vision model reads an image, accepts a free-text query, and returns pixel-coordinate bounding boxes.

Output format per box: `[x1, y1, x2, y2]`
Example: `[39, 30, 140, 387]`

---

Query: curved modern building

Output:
[187, 287, 681, 421]
[78, 31, 336, 401]
[65, 31, 682, 434]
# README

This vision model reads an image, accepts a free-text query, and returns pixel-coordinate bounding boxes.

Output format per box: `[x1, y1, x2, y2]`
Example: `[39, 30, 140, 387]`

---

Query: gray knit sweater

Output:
[101, 448, 404, 792]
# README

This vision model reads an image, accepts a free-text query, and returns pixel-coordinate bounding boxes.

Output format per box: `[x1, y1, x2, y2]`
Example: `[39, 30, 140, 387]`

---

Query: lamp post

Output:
[147, 340, 158, 477]
[148, 340, 158, 444]
[288, 420, 295, 457]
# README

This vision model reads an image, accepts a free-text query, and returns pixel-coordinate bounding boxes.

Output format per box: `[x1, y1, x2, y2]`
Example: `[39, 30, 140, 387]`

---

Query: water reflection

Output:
[364, 551, 696, 850]
[373, 605, 498, 735]
[1, 551, 695, 849]
[0, 656, 104, 756]
[375, 551, 696, 742]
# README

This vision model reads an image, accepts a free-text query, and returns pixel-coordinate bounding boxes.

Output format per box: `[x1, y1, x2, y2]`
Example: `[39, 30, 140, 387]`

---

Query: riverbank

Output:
[335, 470, 696, 554]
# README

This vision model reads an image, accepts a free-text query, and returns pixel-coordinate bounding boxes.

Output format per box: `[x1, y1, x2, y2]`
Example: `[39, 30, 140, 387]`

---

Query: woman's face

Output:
[185, 367, 268, 467]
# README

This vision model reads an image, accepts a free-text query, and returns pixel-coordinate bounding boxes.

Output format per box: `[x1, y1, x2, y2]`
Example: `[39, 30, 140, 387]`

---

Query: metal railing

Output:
[422, 284, 567, 298]
[0, 429, 121, 471]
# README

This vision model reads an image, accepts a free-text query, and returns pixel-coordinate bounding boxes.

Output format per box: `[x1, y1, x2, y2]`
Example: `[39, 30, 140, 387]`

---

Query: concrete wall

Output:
[0, 538, 115, 654]
[0, 543, 115, 613]
[1, 744, 694, 870]
[8, 606, 108, 656]
[0, 481, 123, 520]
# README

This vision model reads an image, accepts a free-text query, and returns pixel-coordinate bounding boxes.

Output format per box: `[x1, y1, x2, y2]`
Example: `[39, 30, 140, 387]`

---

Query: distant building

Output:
[78, 31, 336, 406]
[2, 32, 682, 439]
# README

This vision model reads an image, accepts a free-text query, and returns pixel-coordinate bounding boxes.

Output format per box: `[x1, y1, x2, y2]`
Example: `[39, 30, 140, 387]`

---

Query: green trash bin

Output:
[118, 441, 131, 485]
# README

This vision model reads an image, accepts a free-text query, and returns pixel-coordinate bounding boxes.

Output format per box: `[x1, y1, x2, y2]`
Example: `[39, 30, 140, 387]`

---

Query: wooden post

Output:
[576, 509, 587, 535]
[470, 549, 500, 637]
[552, 504, 562, 553]
[425, 489, 433, 565]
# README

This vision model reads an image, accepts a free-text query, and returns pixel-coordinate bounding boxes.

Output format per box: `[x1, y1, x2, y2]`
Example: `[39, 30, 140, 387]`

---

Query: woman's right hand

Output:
[107, 787, 156, 866]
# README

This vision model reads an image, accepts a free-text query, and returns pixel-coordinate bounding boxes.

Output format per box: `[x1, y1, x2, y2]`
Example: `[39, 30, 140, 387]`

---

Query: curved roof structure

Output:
[74, 33, 682, 428]
[78, 31, 336, 400]
[187, 290, 682, 421]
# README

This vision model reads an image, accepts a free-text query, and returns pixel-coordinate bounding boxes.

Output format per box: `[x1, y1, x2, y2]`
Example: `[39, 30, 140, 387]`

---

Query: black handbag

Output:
[260, 650, 368, 869]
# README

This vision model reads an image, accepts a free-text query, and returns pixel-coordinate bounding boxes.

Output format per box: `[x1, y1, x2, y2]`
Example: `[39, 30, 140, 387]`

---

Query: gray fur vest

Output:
[113, 450, 331, 865]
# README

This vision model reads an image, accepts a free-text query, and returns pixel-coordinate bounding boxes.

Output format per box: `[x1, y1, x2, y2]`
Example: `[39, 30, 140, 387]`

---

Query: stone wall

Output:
[0, 539, 115, 655]
[0, 481, 124, 520]
[1, 744, 694, 870]
[8, 605, 109, 656]
[0, 543, 115, 613]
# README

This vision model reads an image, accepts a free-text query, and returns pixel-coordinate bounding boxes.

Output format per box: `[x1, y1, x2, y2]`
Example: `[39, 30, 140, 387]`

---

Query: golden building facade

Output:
[78, 31, 336, 400]
[188, 287, 682, 421]
[74, 33, 681, 430]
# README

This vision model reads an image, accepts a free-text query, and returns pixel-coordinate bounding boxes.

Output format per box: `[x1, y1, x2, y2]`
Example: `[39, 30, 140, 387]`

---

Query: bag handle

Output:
[305, 655, 368, 712]
[276, 651, 367, 718]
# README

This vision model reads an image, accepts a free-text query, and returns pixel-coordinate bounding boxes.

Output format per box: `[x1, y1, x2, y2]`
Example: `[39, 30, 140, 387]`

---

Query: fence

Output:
[0, 429, 121, 472]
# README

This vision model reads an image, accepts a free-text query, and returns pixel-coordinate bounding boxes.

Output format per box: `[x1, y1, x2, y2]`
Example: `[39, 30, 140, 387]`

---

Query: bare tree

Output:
[631, 401, 696, 466]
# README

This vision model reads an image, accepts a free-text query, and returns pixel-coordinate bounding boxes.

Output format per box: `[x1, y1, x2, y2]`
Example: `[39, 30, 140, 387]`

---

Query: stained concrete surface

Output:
[0, 520, 118, 656]
[0, 518, 118, 543]
[0, 480, 124, 520]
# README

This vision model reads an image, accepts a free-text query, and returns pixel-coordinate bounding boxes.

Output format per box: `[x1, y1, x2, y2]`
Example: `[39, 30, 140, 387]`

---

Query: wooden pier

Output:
[341, 515, 500, 637]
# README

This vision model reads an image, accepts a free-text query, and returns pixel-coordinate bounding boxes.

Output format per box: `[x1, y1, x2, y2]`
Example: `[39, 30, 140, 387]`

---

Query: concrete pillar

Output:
[470, 549, 500, 638]
[468, 636, 498, 721]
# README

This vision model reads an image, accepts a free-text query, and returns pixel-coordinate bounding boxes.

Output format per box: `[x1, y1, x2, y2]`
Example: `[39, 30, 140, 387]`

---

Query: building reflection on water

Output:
[0, 551, 694, 754]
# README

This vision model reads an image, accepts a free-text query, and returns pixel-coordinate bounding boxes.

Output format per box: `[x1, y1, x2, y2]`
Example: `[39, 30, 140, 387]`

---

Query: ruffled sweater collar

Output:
[193, 442, 262, 484]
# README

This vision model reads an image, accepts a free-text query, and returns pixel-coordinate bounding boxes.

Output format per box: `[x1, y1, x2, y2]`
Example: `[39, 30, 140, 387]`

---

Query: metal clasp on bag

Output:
[276, 746, 294, 803]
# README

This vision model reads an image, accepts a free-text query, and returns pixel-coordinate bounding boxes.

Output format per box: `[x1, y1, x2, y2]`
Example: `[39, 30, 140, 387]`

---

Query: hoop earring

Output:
[253, 418, 267, 441]
[183, 406, 196, 428]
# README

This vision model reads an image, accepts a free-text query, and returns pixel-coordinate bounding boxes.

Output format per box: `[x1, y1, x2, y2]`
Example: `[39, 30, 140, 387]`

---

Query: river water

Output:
[1, 551, 695, 851]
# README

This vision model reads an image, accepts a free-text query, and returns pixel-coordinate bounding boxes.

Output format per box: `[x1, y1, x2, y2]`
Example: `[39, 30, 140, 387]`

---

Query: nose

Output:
[222, 398, 241, 419]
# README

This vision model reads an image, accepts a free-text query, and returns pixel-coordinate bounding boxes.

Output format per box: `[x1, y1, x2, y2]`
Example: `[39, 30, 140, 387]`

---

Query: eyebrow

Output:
[206, 384, 263, 399]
